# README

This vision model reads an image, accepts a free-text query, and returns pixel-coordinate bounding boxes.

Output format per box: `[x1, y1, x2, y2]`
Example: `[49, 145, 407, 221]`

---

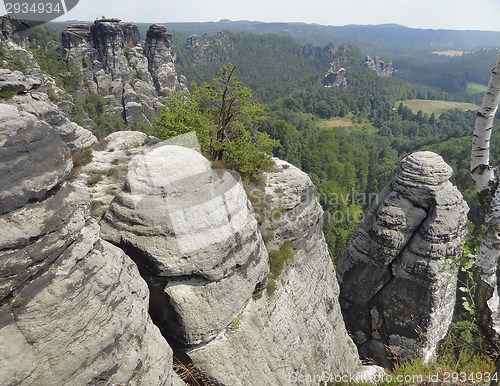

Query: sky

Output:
[1, 0, 500, 31]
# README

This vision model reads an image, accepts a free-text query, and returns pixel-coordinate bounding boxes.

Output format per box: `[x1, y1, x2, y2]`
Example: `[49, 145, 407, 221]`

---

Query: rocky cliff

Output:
[184, 159, 370, 385]
[0, 104, 174, 385]
[97, 145, 376, 385]
[324, 66, 348, 88]
[62, 20, 187, 128]
[362, 55, 393, 77]
[336, 151, 469, 367]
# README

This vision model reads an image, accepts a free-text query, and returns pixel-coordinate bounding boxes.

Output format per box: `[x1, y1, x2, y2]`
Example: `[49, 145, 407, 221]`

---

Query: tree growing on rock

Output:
[152, 63, 278, 183]
[470, 52, 500, 385]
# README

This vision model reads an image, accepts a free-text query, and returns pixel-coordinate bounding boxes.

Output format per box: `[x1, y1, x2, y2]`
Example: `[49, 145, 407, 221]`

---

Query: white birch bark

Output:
[470, 55, 500, 385]
[471, 52, 500, 193]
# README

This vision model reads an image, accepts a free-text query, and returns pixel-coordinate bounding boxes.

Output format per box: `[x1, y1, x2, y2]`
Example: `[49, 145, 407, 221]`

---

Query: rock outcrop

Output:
[0, 104, 174, 385]
[70, 130, 152, 219]
[0, 68, 97, 151]
[336, 151, 469, 366]
[62, 20, 187, 127]
[324, 67, 348, 88]
[100, 145, 269, 348]
[0, 16, 29, 49]
[183, 159, 370, 385]
[363, 55, 393, 77]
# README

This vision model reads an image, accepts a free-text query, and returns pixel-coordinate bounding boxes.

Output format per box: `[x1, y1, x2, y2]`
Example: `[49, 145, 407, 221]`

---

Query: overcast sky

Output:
[2, 0, 500, 31]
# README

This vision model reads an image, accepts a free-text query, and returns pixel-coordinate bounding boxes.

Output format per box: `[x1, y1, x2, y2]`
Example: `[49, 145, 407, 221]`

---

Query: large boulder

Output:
[0, 101, 174, 386]
[185, 159, 371, 385]
[336, 151, 469, 366]
[0, 69, 97, 151]
[100, 144, 269, 348]
[0, 104, 71, 214]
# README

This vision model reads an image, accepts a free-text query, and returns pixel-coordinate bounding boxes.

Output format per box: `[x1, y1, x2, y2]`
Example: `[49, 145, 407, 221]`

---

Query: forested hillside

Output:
[29, 23, 500, 262]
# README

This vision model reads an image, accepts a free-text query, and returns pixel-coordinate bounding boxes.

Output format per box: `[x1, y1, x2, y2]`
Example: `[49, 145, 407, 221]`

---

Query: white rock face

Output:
[100, 144, 269, 348]
[71, 130, 150, 219]
[0, 71, 97, 151]
[186, 159, 364, 386]
[0, 107, 174, 386]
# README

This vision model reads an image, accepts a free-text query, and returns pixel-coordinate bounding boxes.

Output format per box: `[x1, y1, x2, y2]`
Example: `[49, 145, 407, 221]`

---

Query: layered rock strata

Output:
[62, 20, 187, 127]
[362, 55, 393, 77]
[184, 159, 368, 385]
[0, 68, 97, 151]
[100, 145, 269, 348]
[324, 67, 348, 88]
[336, 151, 469, 366]
[0, 104, 174, 385]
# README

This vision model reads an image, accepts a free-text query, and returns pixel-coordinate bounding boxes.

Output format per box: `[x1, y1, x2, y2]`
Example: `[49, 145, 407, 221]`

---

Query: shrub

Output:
[72, 148, 93, 167]
[86, 173, 103, 187]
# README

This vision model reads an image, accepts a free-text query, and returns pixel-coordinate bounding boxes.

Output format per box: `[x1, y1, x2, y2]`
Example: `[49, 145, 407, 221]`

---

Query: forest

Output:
[25, 23, 500, 263]
[9, 20, 500, 381]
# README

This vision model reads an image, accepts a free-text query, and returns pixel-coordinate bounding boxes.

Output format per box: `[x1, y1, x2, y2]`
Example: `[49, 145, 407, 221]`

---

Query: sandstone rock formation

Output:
[62, 20, 187, 127]
[0, 16, 97, 152]
[100, 144, 269, 348]
[0, 16, 29, 49]
[0, 68, 97, 151]
[70, 130, 152, 219]
[0, 104, 174, 385]
[184, 159, 369, 385]
[324, 67, 348, 88]
[363, 55, 393, 77]
[336, 151, 469, 366]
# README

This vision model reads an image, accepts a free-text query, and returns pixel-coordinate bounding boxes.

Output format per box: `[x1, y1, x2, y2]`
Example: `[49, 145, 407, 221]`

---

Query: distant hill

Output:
[50, 20, 500, 52]
[156, 20, 500, 51]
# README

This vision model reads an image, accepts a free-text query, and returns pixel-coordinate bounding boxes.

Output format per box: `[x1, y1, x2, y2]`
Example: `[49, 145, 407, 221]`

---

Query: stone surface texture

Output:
[324, 67, 348, 88]
[100, 145, 269, 348]
[61, 20, 187, 127]
[71, 130, 152, 219]
[336, 151, 469, 366]
[362, 55, 393, 76]
[0, 101, 174, 386]
[185, 159, 368, 386]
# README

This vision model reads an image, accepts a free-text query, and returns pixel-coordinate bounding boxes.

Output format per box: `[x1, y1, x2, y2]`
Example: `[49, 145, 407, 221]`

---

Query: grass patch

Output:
[319, 117, 378, 134]
[395, 99, 479, 116]
[0, 91, 15, 99]
[432, 50, 472, 57]
[86, 173, 103, 187]
[466, 81, 487, 95]
[72, 148, 93, 167]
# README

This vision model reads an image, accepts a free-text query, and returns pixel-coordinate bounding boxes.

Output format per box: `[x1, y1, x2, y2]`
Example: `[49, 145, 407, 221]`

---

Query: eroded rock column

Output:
[0, 104, 173, 386]
[336, 151, 469, 366]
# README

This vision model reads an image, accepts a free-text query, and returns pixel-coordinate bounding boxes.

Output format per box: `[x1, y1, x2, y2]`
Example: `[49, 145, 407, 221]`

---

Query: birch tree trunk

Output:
[470, 52, 500, 386]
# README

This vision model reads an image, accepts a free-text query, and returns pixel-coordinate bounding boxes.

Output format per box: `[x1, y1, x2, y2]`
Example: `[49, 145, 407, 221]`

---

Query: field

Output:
[432, 50, 472, 56]
[466, 81, 487, 95]
[395, 99, 479, 116]
[319, 116, 378, 133]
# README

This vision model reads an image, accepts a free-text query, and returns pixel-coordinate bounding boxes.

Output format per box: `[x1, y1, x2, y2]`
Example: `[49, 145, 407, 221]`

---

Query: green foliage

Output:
[230, 314, 242, 330]
[0, 91, 15, 99]
[441, 242, 477, 316]
[151, 64, 278, 182]
[268, 241, 294, 279]
[72, 92, 127, 139]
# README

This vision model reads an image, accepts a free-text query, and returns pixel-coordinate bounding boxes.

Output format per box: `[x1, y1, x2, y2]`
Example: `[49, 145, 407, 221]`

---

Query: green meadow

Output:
[395, 99, 479, 116]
